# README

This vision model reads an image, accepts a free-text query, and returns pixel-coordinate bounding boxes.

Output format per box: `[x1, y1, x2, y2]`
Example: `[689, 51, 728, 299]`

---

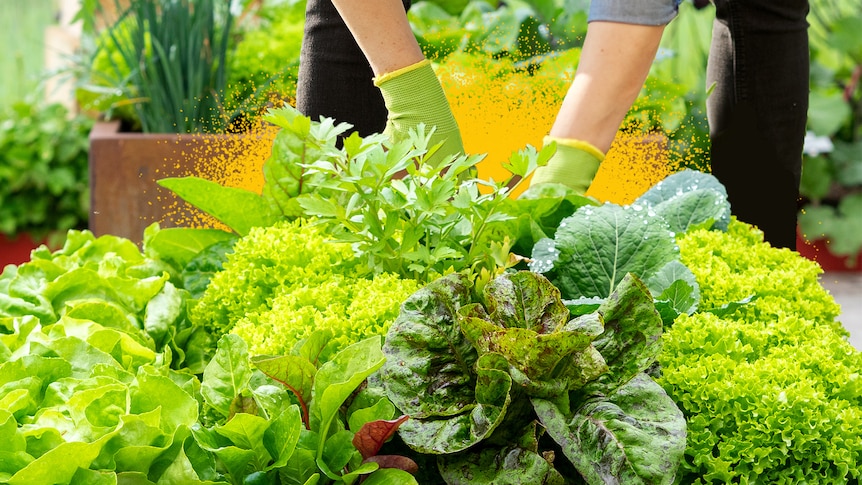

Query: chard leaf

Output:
[279, 447, 318, 485]
[202, 335, 253, 419]
[320, 429, 357, 479]
[361, 468, 419, 485]
[395, 352, 511, 454]
[635, 168, 731, 232]
[380, 274, 477, 417]
[347, 397, 396, 435]
[533, 373, 686, 485]
[438, 445, 566, 485]
[311, 337, 386, 455]
[252, 354, 316, 424]
[352, 415, 409, 460]
[531, 203, 677, 300]
[586, 274, 664, 394]
[264, 404, 303, 470]
[157, 177, 279, 236]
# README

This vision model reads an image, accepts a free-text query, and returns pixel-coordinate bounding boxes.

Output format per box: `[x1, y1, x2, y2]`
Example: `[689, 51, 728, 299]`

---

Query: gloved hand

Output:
[375, 59, 464, 163]
[529, 136, 604, 195]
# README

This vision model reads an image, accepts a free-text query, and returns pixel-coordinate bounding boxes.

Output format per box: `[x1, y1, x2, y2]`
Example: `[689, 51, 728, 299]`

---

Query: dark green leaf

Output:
[533, 374, 686, 485]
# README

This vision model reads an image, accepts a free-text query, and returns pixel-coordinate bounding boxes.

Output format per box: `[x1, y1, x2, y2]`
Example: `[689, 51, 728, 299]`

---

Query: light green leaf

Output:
[263, 404, 303, 470]
[532, 203, 677, 299]
[361, 468, 419, 485]
[158, 177, 279, 236]
[202, 334, 253, 419]
[312, 337, 385, 445]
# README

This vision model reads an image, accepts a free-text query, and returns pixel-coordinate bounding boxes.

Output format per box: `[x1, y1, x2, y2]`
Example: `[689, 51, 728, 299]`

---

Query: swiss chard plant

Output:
[196, 332, 420, 485]
[378, 270, 687, 484]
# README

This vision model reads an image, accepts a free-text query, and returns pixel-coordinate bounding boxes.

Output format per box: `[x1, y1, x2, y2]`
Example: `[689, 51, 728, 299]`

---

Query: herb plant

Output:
[161, 104, 595, 286]
[76, 0, 236, 133]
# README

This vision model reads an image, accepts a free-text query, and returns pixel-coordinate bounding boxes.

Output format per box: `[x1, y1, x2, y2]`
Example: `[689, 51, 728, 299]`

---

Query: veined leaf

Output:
[533, 373, 686, 485]
[158, 177, 278, 236]
[201, 334, 253, 419]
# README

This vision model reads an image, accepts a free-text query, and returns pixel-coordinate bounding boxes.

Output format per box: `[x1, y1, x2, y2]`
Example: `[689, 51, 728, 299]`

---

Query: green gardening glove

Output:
[529, 136, 605, 195]
[375, 59, 464, 163]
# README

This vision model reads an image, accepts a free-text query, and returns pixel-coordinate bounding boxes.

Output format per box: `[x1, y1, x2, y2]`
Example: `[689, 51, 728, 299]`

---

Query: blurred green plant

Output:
[798, 0, 862, 264]
[225, 0, 307, 130]
[0, 99, 92, 242]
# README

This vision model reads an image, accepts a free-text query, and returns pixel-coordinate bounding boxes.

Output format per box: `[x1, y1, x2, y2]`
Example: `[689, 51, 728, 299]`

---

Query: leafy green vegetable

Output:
[659, 219, 862, 482]
[533, 373, 686, 485]
[380, 270, 685, 483]
[191, 220, 420, 359]
[530, 169, 727, 327]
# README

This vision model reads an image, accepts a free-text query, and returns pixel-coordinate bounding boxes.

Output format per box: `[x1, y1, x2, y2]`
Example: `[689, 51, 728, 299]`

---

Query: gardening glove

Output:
[529, 136, 605, 195]
[375, 59, 465, 163]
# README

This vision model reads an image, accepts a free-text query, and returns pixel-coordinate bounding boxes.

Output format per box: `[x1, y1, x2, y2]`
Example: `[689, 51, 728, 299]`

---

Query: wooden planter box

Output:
[89, 121, 271, 244]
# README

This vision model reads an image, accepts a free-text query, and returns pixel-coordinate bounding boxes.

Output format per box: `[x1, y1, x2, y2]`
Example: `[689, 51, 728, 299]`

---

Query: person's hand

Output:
[529, 137, 604, 195]
[375, 60, 464, 164]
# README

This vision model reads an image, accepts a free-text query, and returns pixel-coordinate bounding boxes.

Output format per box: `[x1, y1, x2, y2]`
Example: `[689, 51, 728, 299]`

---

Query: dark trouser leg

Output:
[295, 0, 411, 137]
[707, 0, 809, 249]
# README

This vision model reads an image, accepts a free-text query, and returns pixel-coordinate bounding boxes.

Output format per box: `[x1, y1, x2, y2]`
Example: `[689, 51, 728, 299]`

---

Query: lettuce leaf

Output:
[533, 373, 687, 485]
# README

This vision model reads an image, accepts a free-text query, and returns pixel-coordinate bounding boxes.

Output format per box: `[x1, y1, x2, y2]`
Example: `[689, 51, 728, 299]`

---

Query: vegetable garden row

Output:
[2, 106, 860, 484]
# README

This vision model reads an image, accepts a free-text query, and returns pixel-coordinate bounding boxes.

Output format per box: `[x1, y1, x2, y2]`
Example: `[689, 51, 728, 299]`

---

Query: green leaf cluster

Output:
[0, 101, 93, 240]
[0, 228, 420, 484]
[189, 220, 420, 360]
[1, 229, 211, 373]
[162, 105, 591, 286]
[531, 169, 730, 326]
[658, 219, 862, 482]
[0, 231, 215, 483]
[197, 333, 417, 485]
[379, 270, 687, 484]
